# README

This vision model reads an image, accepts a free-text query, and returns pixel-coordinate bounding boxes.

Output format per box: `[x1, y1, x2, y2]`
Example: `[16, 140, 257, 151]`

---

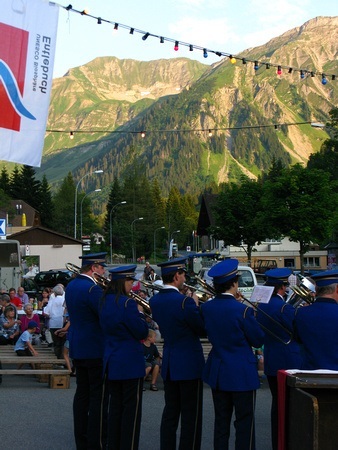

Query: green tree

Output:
[211, 177, 268, 264]
[307, 108, 338, 181]
[0, 188, 12, 212]
[104, 177, 127, 259]
[0, 167, 10, 195]
[8, 165, 23, 199]
[10, 165, 42, 211]
[52, 172, 76, 237]
[262, 164, 338, 273]
[39, 175, 54, 228]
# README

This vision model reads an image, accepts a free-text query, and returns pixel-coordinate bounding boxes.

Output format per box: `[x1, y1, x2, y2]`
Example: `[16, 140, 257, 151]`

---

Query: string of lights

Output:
[58, 3, 337, 84]
[46, 121, 326, 139]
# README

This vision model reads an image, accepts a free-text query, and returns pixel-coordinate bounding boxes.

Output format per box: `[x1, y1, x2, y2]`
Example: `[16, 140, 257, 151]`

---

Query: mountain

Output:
[38, 16, 338, 199]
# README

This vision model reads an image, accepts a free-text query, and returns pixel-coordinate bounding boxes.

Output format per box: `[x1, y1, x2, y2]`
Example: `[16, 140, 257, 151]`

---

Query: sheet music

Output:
[250, 285, 274, 304]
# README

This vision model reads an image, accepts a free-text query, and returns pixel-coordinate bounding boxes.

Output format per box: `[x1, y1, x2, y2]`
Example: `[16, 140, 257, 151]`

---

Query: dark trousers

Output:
[73, 359, 107, 450]
[212, 389, 256, 450]
[50, 328, 66, 359]
[267, 375, 278, 450]
[160, 378, 203, 450]
[106, 378, 143, 450]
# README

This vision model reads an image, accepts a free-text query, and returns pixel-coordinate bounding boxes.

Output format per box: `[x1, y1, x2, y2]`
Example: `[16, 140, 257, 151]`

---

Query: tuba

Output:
[285, 275, 316, 308]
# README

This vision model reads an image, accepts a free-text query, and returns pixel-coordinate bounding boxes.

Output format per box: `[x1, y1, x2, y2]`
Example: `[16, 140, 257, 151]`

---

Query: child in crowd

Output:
[143, 329, 161, 391]
[14, 320, 39, 356]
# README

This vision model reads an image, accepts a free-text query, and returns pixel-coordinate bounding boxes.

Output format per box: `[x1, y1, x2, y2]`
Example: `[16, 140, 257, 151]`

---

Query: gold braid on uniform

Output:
[181, 296, 190, 309]
[243, 306, 250, 318]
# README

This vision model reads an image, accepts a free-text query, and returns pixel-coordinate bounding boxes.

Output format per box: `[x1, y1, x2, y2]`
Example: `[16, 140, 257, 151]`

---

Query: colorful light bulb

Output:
[203, 49, 208, 58]
[174, 41, 179, 51]
[277, 66, 282, 75]
[322, 74, 327, 85]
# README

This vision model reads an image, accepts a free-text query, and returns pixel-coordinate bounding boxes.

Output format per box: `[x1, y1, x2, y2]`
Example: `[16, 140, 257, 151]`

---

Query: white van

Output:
[198, 265, 258, 300]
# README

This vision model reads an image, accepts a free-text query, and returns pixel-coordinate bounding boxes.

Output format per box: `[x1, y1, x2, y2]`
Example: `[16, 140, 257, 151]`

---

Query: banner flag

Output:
[0, 0, 59, 167]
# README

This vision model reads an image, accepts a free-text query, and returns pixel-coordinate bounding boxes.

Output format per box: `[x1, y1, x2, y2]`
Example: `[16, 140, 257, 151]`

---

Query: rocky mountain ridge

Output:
[39, 16, 338, 197]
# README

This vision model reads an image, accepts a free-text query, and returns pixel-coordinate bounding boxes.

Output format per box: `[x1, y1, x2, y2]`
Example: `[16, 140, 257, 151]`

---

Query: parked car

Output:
[33, 269, 73, 291]
[21, 277, 40, 298]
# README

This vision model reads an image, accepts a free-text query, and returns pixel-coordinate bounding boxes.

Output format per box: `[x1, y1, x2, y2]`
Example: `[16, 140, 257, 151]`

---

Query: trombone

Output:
[66, 263, 152, 316]
[92, 273, 152, 317]
[238, 292, 293, 345]
[195, 274, 293, 345]
[66, 262, 81, 274]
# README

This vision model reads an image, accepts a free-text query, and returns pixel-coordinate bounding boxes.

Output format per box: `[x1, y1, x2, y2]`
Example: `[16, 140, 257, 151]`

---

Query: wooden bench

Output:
[0, 351, 70, 388]
[155, 338, 212, 359]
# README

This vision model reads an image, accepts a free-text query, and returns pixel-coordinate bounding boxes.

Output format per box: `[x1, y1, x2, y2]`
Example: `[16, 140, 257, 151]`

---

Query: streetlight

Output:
[74, 170, 103, 239]
[154, 226, 165, 263]
[80, 189, 101, 239]
[131, 217, 143, 263]
[109, 201, 127, 263]
[171, 229, 180, 240]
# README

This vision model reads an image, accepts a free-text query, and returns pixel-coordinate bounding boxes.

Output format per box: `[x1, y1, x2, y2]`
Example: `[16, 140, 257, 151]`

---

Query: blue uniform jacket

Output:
[99, 293, 149, 380]
[149, 287, 205, 381]
[201, 294, 264, 391]
[256, 295, 302, 376]
[294, 297, 338, 370]
[65, 274, 105, 360]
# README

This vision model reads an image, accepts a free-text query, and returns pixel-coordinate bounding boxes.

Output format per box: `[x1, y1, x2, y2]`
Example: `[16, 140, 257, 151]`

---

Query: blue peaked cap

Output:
[109, 265, 137, 281]
[157, 257, 187, 276]
[79, 252, 107, 267]
[265, 268, 292, 285]
[209, 259, 239, 284]
[312, 270, 338, 287]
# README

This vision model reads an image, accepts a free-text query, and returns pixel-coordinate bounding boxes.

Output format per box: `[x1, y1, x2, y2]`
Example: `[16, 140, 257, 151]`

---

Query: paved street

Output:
[0, 374, 272, 449]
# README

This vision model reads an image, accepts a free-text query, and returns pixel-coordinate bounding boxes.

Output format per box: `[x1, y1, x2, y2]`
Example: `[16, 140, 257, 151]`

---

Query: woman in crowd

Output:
[20, 303, 41, 345]
[38, 287, 51, 310]
[43, 285, 65, 358]
[99, 265, 149, 450]
[0, 306, 21, 344]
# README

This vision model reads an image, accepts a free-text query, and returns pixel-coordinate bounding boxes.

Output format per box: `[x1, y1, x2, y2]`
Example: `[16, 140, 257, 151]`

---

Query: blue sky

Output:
[53, 0, 337, 78]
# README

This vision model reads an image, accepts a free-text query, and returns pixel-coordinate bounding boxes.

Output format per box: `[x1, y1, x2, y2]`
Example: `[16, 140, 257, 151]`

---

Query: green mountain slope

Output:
[38, 16, 337, 200]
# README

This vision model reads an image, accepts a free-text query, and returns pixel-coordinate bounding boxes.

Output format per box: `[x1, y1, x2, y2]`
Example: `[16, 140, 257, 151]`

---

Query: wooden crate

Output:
[49, 374, 70, 389]
[36, 363, 53, 383]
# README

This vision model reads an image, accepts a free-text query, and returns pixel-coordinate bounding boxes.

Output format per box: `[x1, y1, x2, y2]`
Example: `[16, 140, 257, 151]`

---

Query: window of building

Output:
[304, 257, 320, 267]
[284, 259, 295, 268]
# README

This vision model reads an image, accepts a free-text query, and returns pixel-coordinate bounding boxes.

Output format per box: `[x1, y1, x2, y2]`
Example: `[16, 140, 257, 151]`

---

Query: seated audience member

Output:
[20, 303, 41, 345]
[143, 329, 161, 391]
[0, 306, 21, 345]
[38, 288, 51, 310]
[9, 288, 22, 310]
[17, 286, 30, 307]
[14, 320, 39, 356]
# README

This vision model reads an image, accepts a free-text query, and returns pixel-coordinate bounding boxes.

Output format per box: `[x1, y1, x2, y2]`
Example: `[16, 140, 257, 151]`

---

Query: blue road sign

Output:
[0, 219, 6, 236]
